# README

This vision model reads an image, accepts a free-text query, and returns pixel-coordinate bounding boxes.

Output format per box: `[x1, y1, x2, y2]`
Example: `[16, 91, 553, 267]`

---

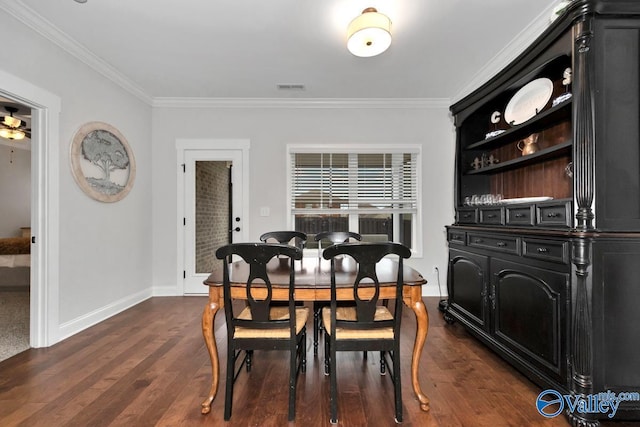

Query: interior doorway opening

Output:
[0, 101, 31, 360]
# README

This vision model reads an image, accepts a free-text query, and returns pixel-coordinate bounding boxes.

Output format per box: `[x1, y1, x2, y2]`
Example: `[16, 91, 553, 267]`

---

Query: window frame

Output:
[286, 144, 422, 256]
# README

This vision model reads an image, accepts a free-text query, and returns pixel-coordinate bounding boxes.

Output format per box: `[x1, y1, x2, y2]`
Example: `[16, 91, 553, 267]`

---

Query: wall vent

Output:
[277, 84, 306, 90]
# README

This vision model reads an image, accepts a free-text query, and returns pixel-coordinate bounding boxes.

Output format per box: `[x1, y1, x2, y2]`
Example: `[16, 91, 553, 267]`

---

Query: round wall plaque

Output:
[70, 121, 136, 202]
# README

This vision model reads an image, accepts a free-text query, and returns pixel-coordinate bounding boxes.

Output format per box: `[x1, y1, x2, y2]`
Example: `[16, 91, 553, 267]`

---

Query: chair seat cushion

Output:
[321, 306, 394, 339]
[234, 306, 309, 338]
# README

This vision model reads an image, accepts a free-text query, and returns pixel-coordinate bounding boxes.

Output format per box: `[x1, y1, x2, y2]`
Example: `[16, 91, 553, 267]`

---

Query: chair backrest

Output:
[216, 243, 303, 333]
[322, 242, 411, 330]
[314, 231, 362, 246]
[259, 231, 307, 251]
[314, 231, 362, 255]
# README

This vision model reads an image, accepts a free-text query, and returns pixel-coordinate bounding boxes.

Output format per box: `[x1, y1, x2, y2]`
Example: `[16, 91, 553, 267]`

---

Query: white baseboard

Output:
[57, 288, 153, 343]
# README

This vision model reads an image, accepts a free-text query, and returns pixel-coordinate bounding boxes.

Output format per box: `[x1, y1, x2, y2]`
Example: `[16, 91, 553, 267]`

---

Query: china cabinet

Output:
[446, 1, 640, 425]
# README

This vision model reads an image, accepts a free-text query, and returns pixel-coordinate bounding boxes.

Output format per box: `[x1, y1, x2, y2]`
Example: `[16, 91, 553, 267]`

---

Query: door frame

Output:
[1, 69, 62, 347]
[176, 139, 250, 294]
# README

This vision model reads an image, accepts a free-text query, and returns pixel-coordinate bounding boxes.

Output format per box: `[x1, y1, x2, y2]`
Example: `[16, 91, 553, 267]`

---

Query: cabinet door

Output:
[491, 258, 569, 384]
[448, 249, 489, 331]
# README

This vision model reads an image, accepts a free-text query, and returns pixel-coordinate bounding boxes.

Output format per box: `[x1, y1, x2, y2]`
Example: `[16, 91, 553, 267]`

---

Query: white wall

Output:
[2, 5, 458, 347]
[0, 11, 153, 340]
[0, 144, 30, 237]
[152, 104, 456, 297]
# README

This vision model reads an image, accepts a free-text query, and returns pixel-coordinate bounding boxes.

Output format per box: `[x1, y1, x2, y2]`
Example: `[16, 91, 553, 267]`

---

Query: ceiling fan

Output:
[0, 106, 31, 141]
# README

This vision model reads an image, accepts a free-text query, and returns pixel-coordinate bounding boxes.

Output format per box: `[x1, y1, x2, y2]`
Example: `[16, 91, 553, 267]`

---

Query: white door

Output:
[181, 148, 246, 294]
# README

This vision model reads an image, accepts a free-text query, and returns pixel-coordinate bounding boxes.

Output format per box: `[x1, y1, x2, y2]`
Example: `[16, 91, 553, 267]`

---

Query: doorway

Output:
[177, 140, 249, 295]
[0, 69, 62, 349]
[0, 99, 31, 361]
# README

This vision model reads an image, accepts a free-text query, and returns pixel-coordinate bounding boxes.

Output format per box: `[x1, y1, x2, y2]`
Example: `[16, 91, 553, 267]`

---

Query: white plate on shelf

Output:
[504, 78, 553, 126]
[500, 196, 553, 205]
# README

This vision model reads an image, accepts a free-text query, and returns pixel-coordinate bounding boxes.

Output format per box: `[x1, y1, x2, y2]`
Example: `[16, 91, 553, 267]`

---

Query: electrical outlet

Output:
[433, 265, 439, 274]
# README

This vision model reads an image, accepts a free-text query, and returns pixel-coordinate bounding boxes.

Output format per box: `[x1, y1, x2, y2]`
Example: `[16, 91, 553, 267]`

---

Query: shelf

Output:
[466, 140, 572, 175]
[466, 99, 572, 151]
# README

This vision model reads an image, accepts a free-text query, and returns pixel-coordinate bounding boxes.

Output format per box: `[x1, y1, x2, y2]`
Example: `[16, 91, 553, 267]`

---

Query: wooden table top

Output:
[203, 255, 426, 289]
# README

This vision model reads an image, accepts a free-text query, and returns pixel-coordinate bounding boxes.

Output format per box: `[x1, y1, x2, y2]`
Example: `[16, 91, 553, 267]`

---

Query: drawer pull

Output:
[487, 214, 496, 218]
[537, 247, 548, 253]
[514, 213, 525, 218]
[474, 239, 483, 244]
[547, 212, 561, 218]
[463, 213, 472, 218]
[496, 242, 507, 247]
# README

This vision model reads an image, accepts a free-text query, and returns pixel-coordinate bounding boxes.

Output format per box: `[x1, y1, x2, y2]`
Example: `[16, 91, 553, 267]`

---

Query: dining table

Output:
[200, 255, 430, 415]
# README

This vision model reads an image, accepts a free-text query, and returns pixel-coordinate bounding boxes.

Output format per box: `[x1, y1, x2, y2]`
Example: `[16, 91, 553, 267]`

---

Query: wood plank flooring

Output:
[0, 297, 636, 426]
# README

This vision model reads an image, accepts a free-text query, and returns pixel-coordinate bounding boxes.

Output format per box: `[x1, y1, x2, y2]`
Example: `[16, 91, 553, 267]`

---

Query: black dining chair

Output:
[260, 231, 307, 307]
[259, 230, 307, 251]
[312, 231, 362, 355]
[215, 243, 308, 422]
[321, 242, 411, 424]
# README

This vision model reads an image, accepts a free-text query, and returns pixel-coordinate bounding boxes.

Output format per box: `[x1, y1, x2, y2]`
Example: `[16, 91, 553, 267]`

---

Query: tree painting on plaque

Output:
[70, 121, 136, 202]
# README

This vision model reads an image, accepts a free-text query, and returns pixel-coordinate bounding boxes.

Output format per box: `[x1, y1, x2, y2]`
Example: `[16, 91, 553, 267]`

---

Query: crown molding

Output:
[1, 0, 152, 105]
[152, 97, 451, 109]
[451, 1, 558, 103]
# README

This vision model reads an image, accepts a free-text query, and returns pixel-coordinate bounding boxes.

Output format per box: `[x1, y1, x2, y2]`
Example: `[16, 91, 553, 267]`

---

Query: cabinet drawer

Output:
[479, 208, 504, 225]
[522, 238, 569, 264]
[468, 233, 519, 254]
[457, 208, 477, 224]
[448, 230, 466, 245]
[537, 202, 571, 227]
[506, 206, 534, 226]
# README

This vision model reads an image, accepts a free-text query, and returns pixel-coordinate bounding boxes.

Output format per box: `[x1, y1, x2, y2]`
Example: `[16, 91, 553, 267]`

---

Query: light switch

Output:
[259, 207, 270, 217]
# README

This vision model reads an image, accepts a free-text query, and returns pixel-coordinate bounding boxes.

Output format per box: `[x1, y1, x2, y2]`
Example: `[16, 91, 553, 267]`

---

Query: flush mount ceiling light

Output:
[347, 7, 392, 57]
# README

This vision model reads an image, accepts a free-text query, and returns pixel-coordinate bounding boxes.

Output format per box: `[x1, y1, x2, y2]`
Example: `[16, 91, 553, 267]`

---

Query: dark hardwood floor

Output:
[0, 297, 636, 426]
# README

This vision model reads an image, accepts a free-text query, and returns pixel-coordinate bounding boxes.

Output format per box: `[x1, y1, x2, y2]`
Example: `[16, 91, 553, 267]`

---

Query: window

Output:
[288, 145, 420, 251]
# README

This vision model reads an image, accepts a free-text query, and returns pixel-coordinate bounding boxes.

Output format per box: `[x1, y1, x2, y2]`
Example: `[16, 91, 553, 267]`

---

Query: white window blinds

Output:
[290, 151, 418, 215]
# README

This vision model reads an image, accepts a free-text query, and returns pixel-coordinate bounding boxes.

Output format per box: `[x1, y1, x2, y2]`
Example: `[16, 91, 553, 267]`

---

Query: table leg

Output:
[201, 290, 222, 415]
[405, 287, 430, 412]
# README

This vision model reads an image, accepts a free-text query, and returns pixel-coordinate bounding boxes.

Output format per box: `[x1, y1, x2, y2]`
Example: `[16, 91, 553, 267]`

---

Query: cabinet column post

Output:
[569, 236, 597, 427]
[573, 16, 596, 231]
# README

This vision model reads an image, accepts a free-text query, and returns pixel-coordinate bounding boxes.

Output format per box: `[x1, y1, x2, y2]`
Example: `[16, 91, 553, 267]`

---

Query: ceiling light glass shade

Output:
[0, 128, 26, 140]
[2, 115, 21, 128]
[347, 7, 392, 57]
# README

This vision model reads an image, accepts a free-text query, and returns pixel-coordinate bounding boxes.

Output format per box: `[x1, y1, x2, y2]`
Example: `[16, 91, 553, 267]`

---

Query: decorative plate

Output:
[504, 78, 553, 126]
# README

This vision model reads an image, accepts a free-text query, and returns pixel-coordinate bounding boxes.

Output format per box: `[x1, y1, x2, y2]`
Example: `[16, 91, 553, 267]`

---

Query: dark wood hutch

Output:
[446, 1, 640, 425]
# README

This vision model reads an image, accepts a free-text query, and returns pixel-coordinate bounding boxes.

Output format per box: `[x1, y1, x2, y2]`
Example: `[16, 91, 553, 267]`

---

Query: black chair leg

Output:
[324, 334, 330, 376]
[329, 341, 338, 424]
[313, 305, 320, 356]
[302, 328, 307, 373]
[289, 341, 297, 421]
[393, 349, 403, 423]
[224, 346, 235, 420]
[246, 350, 252, 372]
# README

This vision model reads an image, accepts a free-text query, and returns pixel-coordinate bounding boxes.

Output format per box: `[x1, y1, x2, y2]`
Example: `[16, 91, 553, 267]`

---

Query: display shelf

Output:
[466, 99, 572, 151]
[466, 140, 572, 175]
